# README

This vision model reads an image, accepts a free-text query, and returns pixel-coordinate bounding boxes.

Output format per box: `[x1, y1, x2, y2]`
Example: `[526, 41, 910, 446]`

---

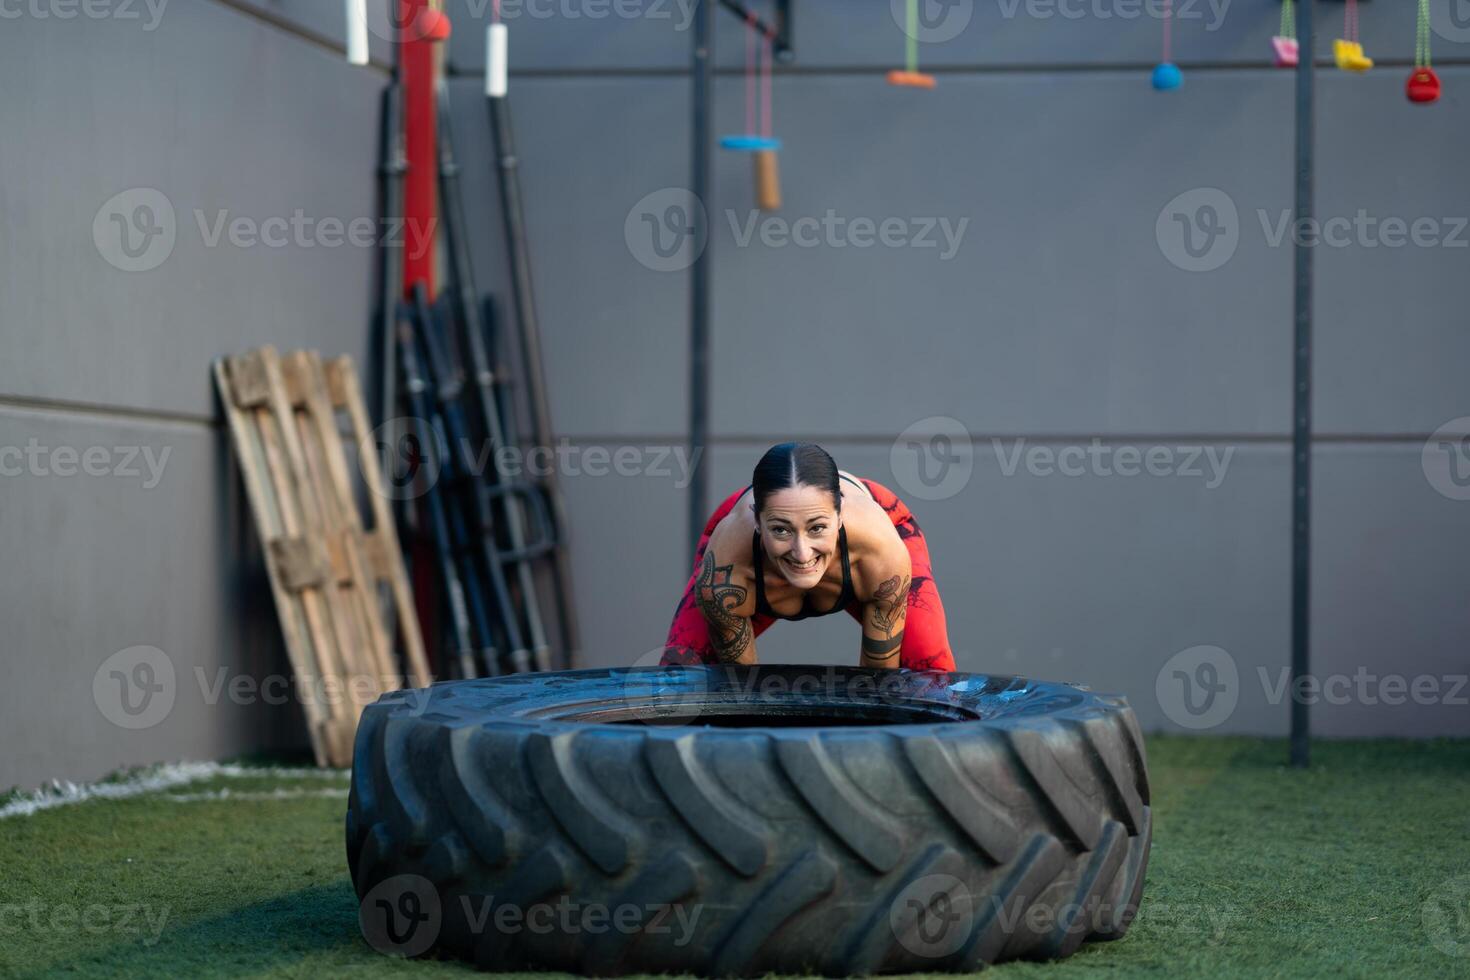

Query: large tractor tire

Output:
[346, 665, 1151, 975]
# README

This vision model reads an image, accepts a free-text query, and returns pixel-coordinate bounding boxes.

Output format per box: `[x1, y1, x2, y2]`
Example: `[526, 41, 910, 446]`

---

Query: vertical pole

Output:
[689, 0, 714, 556]
[400, 0, 438, 297]
[1290, 0, 1314, 769]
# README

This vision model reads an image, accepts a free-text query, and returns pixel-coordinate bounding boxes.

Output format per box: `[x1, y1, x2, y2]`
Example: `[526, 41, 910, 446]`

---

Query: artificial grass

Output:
[1, 736, 1467, 979]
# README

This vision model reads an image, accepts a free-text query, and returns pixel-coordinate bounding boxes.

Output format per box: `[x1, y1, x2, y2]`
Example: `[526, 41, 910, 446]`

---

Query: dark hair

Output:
[751, 443, 841, 516]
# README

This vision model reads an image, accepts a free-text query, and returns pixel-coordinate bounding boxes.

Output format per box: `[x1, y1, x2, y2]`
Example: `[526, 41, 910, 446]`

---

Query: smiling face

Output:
[756, 483, 841, 589]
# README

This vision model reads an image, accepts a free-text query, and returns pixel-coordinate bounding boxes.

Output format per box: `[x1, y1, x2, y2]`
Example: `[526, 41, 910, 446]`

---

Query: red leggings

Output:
[661, 478, 956, 671]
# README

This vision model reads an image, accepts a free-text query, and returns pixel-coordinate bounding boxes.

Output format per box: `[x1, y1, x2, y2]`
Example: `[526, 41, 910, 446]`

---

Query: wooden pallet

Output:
[215, 346, 431, 767]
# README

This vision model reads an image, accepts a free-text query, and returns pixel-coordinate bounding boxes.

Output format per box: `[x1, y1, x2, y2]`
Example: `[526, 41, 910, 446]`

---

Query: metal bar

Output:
[689, 0, 714, 558]
[716, 0, 791, 56]
[1290, 0, 1314, 769]
[376, 78, 406, 430]
[487, 93, 582, 667]
[436, 82, 549, 673]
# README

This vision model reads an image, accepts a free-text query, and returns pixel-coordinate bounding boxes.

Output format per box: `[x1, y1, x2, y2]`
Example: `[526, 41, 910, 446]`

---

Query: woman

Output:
[662, 443, 956, 671]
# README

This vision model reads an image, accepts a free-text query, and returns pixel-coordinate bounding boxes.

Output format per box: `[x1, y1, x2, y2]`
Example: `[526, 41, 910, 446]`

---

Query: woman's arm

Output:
[857, 536, 912, 669]
[693, 548, 758, 664]
[663, 521, 759, 666]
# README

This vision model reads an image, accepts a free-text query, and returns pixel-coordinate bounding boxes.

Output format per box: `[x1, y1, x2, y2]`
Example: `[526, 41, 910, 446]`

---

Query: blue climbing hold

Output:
[1152, 62, 1183, 91]
[719, 135, 782, 152]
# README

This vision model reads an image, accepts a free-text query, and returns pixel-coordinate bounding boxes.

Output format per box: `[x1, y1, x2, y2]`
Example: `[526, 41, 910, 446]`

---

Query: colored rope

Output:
[1280, 0, 1295, 41]
[1416, 0, 1432, 67]
[906, 0, 919, 73]
[1344, 0, 1359, 43]
[745, 14, 756, 136]
[761, 28, 774, 138]
[1162, 0, 1173, 62]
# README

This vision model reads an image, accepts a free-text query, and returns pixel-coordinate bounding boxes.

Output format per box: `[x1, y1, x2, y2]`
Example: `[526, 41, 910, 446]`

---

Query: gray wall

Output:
[0, 0, 386, 791]
[443, 0, 1470, 741]
[3, 0, 1468, 790]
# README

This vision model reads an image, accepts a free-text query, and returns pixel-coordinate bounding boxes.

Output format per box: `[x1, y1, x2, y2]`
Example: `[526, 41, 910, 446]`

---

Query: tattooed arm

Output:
[859, 542, 912, 670]
[694, 547, 758, 665]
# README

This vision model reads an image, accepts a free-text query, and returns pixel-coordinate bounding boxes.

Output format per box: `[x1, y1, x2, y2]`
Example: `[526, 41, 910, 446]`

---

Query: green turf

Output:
[2, 737, 1467, 979]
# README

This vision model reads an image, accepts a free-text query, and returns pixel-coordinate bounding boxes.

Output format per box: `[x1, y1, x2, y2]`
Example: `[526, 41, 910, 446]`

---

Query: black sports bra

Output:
[749, 474, 864, 621]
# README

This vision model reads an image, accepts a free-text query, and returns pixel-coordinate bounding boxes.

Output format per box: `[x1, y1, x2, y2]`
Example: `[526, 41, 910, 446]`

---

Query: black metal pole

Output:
[689, 0, 714, 557]
[1290, 0, 1315, 769]
[487, 92, 582, 667]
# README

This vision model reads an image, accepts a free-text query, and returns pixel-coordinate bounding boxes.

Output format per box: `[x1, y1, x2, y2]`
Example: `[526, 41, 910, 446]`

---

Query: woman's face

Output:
[756, 484, 841, 588]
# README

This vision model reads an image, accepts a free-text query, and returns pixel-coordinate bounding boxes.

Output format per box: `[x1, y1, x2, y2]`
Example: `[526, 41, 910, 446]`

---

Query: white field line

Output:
[160, 788, 350, 803]
[0, 761, 349, 820]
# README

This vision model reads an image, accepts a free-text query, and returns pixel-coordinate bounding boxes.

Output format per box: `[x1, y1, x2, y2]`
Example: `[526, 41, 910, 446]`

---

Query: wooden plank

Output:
[288, 350, 398, 700]
[214, 358, 331, 767]
[248, 348, 359, 763]
[328, 355, 433, 688]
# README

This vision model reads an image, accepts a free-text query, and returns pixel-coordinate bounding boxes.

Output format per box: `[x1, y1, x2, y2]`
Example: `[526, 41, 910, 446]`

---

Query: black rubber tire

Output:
[346, 665, 1151, 975]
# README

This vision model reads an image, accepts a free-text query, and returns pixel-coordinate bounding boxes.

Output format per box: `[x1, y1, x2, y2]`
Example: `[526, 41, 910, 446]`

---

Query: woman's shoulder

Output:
[706, 489, 757, 566]
[842, 487, 909, 598]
